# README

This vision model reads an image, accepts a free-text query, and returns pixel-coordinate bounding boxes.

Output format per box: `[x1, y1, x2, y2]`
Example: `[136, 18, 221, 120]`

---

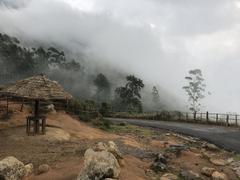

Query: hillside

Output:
[0, 103, 239, 179]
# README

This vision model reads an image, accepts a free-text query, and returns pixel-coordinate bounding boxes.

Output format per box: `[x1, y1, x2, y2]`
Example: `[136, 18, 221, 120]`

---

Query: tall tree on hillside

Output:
[183, 69, 207, 113]
[93, 73, 111, 103]
[152, 86, 160, 104]
[115, 75, 144, 112]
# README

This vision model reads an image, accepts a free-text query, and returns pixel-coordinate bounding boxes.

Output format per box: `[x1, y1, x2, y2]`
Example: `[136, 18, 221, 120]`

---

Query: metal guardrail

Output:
[110, 111, 240, 127]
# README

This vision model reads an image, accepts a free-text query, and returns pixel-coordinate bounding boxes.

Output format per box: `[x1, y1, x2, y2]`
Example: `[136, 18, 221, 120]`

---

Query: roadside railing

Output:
[109, 111, 240, 127]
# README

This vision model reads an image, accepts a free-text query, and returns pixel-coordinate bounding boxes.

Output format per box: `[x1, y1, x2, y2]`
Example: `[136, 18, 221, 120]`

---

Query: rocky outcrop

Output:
[77, 142, 121, 180]
[0, 156, 26, 180]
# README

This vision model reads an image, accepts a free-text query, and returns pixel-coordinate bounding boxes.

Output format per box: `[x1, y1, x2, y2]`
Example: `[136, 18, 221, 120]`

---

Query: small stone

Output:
[210, 158, 227, 166]
[25, 163, 34, 176]
[160, 173, 178, 180]
[202, 151, 215, 159]
[212, 171, 228, 180]
[155, 153, 167, 164]
[38, 164, 50, 175]
[180, 169, 202, 180]
[150, 162, 167, 172]
[201, 167, 215, 177]
[204, 143, 219, 151]
[227, 158, 233, 164]
[167, 144, 187, 156]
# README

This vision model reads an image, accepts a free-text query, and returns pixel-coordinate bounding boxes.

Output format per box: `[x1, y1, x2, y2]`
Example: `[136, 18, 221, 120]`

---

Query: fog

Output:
[0, 0, 240, 113]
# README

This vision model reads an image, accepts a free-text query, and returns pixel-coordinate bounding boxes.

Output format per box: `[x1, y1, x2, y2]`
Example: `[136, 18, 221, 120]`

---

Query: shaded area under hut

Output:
[0, 74, 72, 135]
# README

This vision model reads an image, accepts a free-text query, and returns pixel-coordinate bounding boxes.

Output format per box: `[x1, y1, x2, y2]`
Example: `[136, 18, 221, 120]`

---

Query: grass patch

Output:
[106, 123, 154, 137]
[92, 117, 112, 130]
[233, 154, 240, 161]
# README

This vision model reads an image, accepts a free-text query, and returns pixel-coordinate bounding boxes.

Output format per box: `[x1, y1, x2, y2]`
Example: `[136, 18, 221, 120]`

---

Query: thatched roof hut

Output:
[0, 74, 72, 100]
[0, 74, 73, 135]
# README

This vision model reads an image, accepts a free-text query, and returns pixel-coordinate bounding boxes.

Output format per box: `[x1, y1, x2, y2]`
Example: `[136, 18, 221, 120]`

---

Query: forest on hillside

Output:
[0, 33, 181, 112]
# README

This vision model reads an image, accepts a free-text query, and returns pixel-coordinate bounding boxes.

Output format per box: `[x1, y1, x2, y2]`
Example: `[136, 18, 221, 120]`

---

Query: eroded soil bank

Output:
[0, 105, 239, 179]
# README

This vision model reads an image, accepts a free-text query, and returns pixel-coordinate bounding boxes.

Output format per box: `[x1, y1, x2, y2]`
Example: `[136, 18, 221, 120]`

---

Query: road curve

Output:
[107, 117, 240, 153]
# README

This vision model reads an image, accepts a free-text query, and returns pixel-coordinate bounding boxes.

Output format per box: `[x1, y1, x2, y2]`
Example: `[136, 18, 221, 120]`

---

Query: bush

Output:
[78, 113, 91, 122]
[93, 117, 112, 130]
[99, 102, 111, 116]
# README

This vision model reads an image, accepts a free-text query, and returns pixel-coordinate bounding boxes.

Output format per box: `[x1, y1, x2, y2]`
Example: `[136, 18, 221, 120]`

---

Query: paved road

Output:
[107, 118, 240, 153]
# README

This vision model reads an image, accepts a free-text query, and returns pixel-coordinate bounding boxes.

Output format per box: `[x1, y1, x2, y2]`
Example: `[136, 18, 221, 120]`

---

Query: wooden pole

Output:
[206, 111, 209, 123]
[216, 114, 218, 123]
[34, 100, 39, 117]
[20, 99, 24, 112]
[236, 115, 238, 126]
[6, 96, 8, 116]
[226, 114, 229, 126]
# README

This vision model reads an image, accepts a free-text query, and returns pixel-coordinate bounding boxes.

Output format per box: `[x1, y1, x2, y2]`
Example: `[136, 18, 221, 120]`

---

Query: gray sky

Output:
[0, 0, 240, 113]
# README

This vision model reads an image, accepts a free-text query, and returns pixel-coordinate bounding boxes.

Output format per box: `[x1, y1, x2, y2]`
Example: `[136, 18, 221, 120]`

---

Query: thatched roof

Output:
[0, 74, 72, 100]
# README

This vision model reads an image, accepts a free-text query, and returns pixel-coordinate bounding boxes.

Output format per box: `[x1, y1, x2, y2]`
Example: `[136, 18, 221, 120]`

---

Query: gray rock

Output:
[77, 148, 120, 180]
[167, 144, 187, 156]
[150, 162, 167, 172]
[0, 156, 26, 180]
[160, 173, 178, 180]
[201, 167, 215, 177]
[203, 143, 219, 151]
[155, 153, 167, 164]
[210, 158, 227, 166]
[180, 169, 202, 180]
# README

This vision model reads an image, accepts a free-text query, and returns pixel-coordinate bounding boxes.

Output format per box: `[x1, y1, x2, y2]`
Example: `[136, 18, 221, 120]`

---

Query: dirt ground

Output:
[0, 104, 238, 180]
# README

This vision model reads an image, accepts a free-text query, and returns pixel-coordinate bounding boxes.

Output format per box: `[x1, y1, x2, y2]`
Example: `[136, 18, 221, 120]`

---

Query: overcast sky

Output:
[0, 0, 240, 113]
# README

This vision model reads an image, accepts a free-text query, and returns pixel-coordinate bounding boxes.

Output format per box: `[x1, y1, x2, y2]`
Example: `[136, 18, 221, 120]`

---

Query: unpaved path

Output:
[107, 118, 240, 153]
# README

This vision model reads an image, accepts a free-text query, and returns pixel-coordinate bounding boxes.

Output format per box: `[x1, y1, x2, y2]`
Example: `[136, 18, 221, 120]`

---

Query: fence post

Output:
[186, 113, 188, 121]
[236, 115, 238, 126]
[194, 112, 196, 121]
[216, 114, 218, 123]
[226, 114, 229, 126]
[206, 111, 209, 122]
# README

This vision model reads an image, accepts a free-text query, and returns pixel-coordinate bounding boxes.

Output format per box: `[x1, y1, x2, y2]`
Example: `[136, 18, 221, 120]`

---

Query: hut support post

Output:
[20, 99, 24, 112]
[6, 96, 8, 116]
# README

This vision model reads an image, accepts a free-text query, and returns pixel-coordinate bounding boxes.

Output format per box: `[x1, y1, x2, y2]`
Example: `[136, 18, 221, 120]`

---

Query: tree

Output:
[115, 75, 144, 112]
[93, 73, 111, 103]
[183, 69, 206, 113]
[152, 86, 160, 104]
